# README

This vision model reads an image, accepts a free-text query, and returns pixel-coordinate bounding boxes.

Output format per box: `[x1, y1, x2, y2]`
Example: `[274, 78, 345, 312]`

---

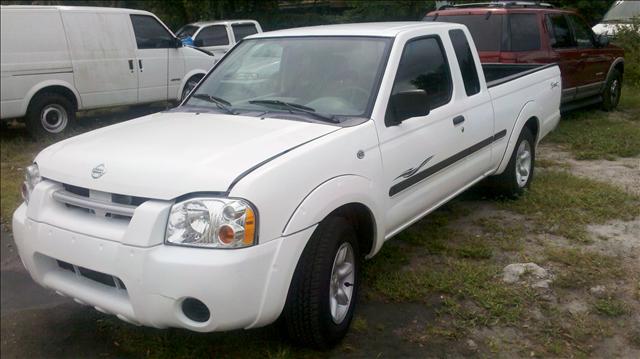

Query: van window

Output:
[567, 15, 595, 48]
[426, 14, 504, 52]
[198, 25, 229, 46]
[546, 14, 575, 49]
[449, 30, 480, 96]
[130, 15, 174, 49]
[387, 36, 452, 124]
[509, 14, 541, 51]
[232, 23, 258, 41]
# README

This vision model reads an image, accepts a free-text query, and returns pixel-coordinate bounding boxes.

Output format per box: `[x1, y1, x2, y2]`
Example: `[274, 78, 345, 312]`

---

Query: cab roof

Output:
[250, 22, 455, 39]
[189, 20, 259, 27]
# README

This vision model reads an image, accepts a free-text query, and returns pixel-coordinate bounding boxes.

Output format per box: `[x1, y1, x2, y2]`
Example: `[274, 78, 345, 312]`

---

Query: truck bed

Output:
[483, 63, 557, 88]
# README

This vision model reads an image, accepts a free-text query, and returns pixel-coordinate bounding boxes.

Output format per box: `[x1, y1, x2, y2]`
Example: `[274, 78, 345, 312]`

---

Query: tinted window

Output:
[198, 25, 229, 46]
[568, 15, 594, 48]
[130, 15, 173, 49]
[387, 37, 452, 123]
[449, 29, 480, 96]
[429, 15, 504, 51]
[232, 23, 258, 41]
[509, 14, 540, 51]
[546, 14, 575, 49]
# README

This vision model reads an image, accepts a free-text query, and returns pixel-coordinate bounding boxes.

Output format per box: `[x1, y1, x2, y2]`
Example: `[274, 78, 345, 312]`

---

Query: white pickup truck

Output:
[13, 22, 561, 348]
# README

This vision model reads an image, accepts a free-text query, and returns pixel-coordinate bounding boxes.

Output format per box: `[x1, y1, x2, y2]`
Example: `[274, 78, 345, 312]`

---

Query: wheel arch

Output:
[178, 70, 207, 102]
[23, 81, 81, 115]
[495, 101, 541, 175]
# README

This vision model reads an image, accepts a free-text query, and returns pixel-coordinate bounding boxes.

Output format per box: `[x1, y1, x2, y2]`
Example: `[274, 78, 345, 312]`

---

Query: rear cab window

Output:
[198, 25, 229, 46]
[232, 23, 258, 42]
[449, 29, 480, 96]
[130, 15, 174, 49]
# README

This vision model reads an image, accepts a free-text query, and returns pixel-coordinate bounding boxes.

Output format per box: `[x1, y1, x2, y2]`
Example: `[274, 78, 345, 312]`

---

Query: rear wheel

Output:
[284, 217, 360, 349]
[26, 92, 76, 139]
[602, 69, 622, 111]
[489, 127, 535, 197]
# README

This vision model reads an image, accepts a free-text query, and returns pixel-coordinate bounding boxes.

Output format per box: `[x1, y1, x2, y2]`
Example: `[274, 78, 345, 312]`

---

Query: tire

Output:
[26, 92, 76, 139]
[284, 216, 360, 349]
[601, 69, 622, 111]
[180, 75, 203, 102]
[489, 127, 535, 198]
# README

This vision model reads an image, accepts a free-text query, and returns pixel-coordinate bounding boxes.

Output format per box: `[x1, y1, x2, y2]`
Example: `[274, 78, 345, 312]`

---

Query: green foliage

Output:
[613, 17, 640, 87]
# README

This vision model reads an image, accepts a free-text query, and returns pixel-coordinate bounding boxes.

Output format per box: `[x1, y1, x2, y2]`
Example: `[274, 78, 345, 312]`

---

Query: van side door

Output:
[566, 14, 610, 99]
[129, 14, 183, 103]
[377, 35, 474, 235]
[61, 11, 138, 108]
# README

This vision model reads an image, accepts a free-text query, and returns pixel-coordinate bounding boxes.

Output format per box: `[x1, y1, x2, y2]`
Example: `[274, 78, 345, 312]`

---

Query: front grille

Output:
[53, 183, 149, 220]
[57, 260, 127, 290]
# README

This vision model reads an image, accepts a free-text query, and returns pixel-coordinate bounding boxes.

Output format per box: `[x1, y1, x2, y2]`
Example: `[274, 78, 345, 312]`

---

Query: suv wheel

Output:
[602, 69, 622, 111]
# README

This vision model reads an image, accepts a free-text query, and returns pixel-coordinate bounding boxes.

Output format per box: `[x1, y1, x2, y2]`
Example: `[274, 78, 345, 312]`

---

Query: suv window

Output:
[232, 23, 258, 41]
[387, 37, 452, 123]
[198, 25, 229, 46]
[509, 13, 541, 51]
[130, 15, 174, 49]
[567, 15, 594, 48]
[425, 14, 504, 52]
[449, 29, 480, 96]
[546, 14, 575, 49]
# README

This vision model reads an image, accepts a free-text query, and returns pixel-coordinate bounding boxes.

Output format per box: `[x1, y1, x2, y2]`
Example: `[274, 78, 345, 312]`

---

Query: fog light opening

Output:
[181, 297, 210, 323]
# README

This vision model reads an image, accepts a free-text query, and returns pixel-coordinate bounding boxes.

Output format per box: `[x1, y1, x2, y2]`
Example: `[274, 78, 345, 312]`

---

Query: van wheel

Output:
[602, 69, 621, 111]
[181, 75, 203, 101]
[489, 127, 535, 198]
[284, 216, 360, 349]
[26, 92, 75, 139]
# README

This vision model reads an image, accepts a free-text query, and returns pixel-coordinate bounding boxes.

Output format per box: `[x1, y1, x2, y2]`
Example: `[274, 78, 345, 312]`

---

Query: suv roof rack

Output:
[438, 1, 554, 10]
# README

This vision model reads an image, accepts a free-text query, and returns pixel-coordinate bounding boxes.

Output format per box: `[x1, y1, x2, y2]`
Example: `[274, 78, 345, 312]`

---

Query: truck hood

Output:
[35, 111, 338, 200]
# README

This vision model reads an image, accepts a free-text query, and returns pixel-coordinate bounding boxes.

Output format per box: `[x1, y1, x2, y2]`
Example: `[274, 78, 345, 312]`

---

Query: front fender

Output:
[282, 175, 385, 257]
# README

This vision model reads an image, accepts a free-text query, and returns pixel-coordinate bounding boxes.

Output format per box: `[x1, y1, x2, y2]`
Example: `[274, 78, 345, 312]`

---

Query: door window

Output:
[546, 14, 575, 49]
[232, 23, 258, 41]
[387, 37, 452, 124]
[198, 25, 229, 46]
[568, 15, 595, 48]
[509, 13, 541, 51]
[130, 15, 174, 49]
[449, 29, 480, 96]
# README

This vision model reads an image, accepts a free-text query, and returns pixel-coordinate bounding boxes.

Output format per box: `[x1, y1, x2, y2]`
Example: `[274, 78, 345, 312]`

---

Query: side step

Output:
[561, 95, 602, 113]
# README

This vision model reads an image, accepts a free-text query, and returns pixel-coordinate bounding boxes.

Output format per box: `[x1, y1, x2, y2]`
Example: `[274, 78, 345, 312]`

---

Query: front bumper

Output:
[12, 203, 313, 332]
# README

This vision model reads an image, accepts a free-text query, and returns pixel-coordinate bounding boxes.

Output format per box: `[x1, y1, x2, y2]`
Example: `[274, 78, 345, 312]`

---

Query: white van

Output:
[175, 20, 262, 60]
[0, 5, 214, 137]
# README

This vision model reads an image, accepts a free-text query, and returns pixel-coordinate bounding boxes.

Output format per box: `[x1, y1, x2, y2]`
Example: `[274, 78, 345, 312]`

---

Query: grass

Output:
[593, 298, 628, 317]
[499, 170, 640, 242]
[546, 85, 640, 160]
[544, 247, 624, 289]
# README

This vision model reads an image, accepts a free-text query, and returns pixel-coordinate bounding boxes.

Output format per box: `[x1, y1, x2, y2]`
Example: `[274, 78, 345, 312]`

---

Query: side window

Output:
[232, 23, 258, 41]
[198, 25, 229, 46]
[509, 14, 541, 51]
[568, 15, 595, 48]
[546, 14, 575, 49]
[130, 15, 173, 49]
[449, 29, 480, 96]
[387, 37, 453, 123]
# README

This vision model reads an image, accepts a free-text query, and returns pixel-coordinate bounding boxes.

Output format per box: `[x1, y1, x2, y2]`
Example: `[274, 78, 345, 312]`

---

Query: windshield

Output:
[184, 36, 392, 120]
[176, 25, 199, 39]
[603, 1, 640, 23]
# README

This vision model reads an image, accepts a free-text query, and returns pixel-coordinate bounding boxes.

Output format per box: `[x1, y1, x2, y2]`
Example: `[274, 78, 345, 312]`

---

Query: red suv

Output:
[425, 1, 625, 111]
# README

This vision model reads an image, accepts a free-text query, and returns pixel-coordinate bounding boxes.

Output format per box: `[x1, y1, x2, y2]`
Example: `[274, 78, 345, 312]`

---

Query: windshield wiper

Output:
[249, 99, 338, 123]
[192, 94, 236, 115]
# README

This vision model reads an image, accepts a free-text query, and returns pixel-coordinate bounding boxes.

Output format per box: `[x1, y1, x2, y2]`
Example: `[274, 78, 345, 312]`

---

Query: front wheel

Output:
[283, 217, 360, 349]
[180, 75, 203, 102]
[489, 127, 535, 197]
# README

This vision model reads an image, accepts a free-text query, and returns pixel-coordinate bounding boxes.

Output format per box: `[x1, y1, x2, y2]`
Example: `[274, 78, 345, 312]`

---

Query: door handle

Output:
[138, 59, 143, 72]
[453, 115, 465, 126]
[128, 59, 134, 72]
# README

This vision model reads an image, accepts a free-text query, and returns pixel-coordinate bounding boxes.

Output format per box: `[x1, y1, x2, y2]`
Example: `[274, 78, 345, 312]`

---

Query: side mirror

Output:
[596, 34, 609, 48]
[174, 37, 183, 48]
[386, 89, 430, 126]
[193, 38, 204, 47]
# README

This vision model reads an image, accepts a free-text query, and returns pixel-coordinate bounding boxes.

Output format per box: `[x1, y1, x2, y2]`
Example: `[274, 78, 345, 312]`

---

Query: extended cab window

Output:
[449, 29, 480, 96]
[509, 13, 541, 51]
[232, 23, 258, 41]
[546, 14, 575, 49]
[198, 25, 229, 46]
[568, 15, 595, 48]
[387, 37, 452, 123]
[130, 15, 174, 49]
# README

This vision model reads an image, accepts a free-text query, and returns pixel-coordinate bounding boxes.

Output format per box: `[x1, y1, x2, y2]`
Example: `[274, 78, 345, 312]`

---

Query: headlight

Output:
[165, 197, 257, 248]
[21, 163, 41, 204]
